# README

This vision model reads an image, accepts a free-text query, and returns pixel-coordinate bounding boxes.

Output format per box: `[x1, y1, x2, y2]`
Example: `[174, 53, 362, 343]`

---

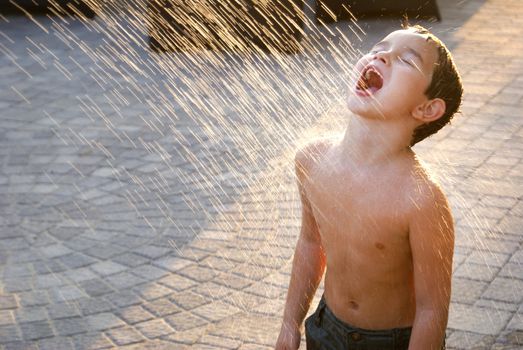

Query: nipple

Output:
[375, 242, 385, 250]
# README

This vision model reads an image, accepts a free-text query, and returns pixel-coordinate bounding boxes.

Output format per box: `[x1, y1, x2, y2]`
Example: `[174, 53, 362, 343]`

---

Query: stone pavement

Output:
[1, 0, 522, 349]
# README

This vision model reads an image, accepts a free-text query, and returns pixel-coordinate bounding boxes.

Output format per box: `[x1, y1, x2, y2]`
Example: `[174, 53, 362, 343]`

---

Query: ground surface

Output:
[1, 0, 522, 349]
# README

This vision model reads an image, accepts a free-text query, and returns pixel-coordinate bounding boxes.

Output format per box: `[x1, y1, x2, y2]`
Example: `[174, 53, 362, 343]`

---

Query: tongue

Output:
[367, 71, 383, 91]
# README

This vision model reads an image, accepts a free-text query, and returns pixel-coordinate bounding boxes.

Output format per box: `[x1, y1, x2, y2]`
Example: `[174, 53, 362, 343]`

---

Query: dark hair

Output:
[404, 24, 463, 146]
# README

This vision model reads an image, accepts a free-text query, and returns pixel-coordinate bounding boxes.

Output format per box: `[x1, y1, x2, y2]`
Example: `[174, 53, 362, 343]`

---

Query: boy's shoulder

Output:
[294, 137, 335, 175]
[407, 158, 450, 214]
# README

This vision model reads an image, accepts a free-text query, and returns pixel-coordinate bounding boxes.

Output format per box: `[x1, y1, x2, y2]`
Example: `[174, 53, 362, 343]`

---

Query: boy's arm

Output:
[408, 185, 454, 350]
[275, 148, 326, 350]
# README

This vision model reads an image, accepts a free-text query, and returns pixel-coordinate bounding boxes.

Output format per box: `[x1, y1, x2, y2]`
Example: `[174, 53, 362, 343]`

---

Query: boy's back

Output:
[297, 138, 452, 330]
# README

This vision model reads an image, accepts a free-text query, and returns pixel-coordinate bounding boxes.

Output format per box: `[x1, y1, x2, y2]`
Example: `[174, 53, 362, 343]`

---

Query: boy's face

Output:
[347, 29, 439, 121]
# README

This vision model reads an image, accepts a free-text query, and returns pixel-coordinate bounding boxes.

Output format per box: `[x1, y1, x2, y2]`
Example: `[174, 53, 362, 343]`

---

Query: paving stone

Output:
[2, 278, 33, 293]
[177, 247, 211, 262]
[18, 291, 49, 307]
[509, 250, 523, 264]
[53, 317, 89, 337]
[35, 273, 67, 289]
[475, 237, 520, 255]
[58, 253, 97, 269]
[38, 337, 75, 350]
[32, 260, 67, 274]
[116, 305, 155, 325]
[3, 341, 39, 350]
[72, 333, 114, 349]
[40, 244, 73, 259]
[210, 314, 280, 346]
[498, 215, 523, 236]
[192, 301, 241, 323]
[1, 1, 523, 347]
[112, 253, 150, 267]
[104, 291, 141, 308]
[245, 282, 284, 299]
[133, 283, 173, 301]
[0, 324, 22, 342]
[85, 312, 125, 332]
[152, 257, 193, 272]
[84, 245, 126, 260]
[451, 277, 488, 304]
[103, 271, 146, 290]
[199, 334, 242, 349]
[474, 298, 519, 313]
[193, 281, 235, 300]
[232, 264, 271, 280]
[0, 295, 18, 310]
[165, 312, 208, 332]
[239, 343, 272, 350]
[76, 297, 114, 316]
[89, 261, 127, 277]
[446, 330, 495, 350]
[3, 265, 33, 279]
[63, 267, 98, 283]
[142, 297, 182, 317]
[448, 303, 513, 335]
[134, 319, 175, 339]
[162, 327, 206, 345]
[156, 274, 197, 292]
[131, 265, 169, 281]
[177, 265, 216, 283]
[49, 285, 86, 303]
[480, 195, 518, 209]
[132, 246, 171, 260]
[64, 237, 98, 253]
[79, 279, 115, 297]
[0, 310, 15, 326]
[464, 250, 509, 268]
[482, 277, 523, 303]
[47, 302, 82, 320]
[14, 307, 48, 324]
[105, 326, 145, 346]
[170, 291, 210, 311]
[225, 292, 271, 312]
[19, 321, 54, 341]
[503, 329, 523, 347]
[508, 313, 523, 331]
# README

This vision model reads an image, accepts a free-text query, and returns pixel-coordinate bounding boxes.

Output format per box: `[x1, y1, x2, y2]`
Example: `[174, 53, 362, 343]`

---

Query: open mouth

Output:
[356, 66, 384, 95]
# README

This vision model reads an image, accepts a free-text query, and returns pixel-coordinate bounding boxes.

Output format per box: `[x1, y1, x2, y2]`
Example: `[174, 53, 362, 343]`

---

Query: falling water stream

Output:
[1, 0, 522, 348]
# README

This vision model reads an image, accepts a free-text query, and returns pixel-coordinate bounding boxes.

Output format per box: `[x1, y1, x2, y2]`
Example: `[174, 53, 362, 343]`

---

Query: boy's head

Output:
[347, 25, 463, 146]
[407, 25, 463, 146]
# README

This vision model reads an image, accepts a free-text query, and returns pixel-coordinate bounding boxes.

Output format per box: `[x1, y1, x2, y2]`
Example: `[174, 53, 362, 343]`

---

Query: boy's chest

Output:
[305, 168, 412, 251]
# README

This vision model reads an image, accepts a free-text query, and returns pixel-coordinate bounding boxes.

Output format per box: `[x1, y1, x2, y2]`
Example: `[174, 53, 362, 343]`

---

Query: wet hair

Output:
[403, 24, 463, 146]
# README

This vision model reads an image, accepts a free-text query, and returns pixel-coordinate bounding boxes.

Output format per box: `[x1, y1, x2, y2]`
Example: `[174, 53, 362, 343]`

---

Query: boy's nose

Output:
[373, 51, 389, 65]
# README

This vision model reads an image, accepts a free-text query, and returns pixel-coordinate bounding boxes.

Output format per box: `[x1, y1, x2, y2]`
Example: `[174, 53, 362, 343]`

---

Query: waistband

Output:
[317, 295, 413, 338]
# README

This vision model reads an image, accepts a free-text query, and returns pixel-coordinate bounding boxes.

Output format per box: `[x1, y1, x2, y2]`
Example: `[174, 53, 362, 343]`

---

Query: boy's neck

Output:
[339, 114, 414, 167]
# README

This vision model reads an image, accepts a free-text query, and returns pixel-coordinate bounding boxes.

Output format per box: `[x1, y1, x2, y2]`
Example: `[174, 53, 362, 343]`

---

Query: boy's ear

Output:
[412, 98, 446, 123]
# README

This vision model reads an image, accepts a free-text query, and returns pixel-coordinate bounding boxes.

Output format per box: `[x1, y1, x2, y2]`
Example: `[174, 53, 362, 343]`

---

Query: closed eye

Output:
[398, 56, 413, 66]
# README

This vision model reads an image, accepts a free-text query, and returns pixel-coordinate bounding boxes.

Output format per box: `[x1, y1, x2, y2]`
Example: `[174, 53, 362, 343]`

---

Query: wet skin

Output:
[302, 139, 420, 329]
[298, 30, 453, 331]
[277, 29, 454, 350]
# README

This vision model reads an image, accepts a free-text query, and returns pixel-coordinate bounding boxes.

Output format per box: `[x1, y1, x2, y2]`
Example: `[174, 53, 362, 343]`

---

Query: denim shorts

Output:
[305, 295, 445, 350]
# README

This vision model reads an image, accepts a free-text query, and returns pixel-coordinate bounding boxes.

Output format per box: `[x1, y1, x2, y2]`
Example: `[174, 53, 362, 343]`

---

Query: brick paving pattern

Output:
[1, 0, 522, 349]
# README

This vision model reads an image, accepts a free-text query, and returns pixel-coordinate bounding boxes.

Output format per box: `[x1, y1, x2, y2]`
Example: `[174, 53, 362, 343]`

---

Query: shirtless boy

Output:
[276, 25, 463, 350]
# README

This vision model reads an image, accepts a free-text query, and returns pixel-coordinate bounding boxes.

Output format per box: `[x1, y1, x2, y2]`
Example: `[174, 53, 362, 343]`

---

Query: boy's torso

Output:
[303, 139, 425, 330]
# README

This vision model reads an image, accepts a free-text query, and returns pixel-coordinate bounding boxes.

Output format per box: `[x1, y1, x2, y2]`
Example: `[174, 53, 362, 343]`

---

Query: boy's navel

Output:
[375, 242, 385, 250]
[349, 300, 359, 310]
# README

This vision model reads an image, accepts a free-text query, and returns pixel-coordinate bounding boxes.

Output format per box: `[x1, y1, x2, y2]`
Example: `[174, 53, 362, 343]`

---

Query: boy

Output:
[276, 24, 463, 350]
